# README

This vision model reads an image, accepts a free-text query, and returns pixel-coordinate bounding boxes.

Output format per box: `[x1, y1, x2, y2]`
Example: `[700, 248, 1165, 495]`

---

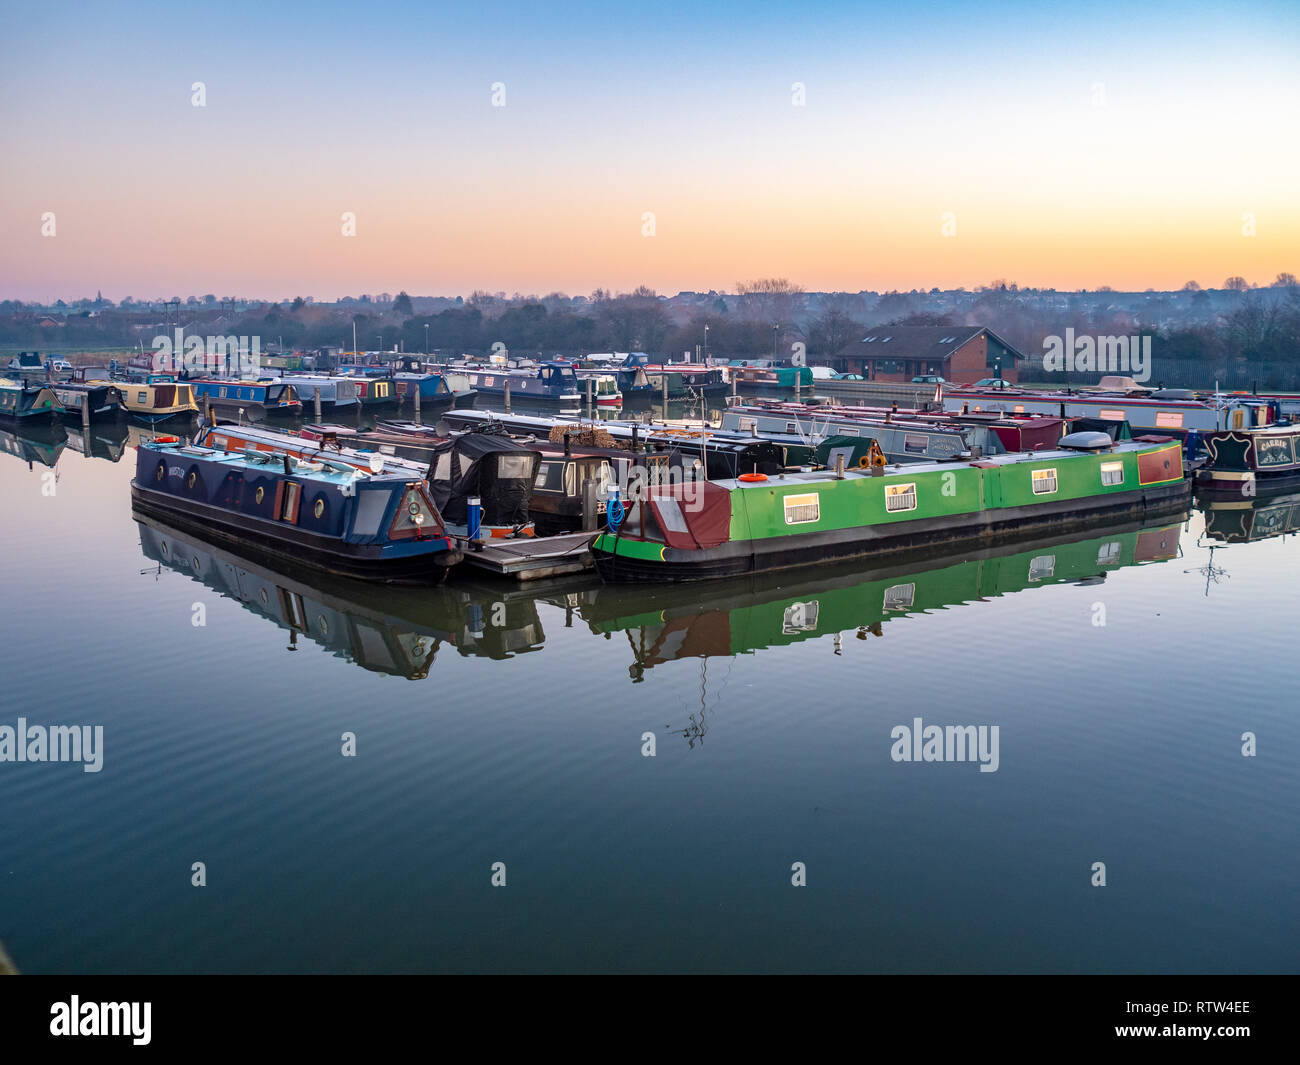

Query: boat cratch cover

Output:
[643, 482, 732, 550]
[427, 431, 541, 526]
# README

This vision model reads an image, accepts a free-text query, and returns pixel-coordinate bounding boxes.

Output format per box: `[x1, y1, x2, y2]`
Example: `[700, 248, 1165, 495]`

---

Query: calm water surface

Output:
[1, 417, 1297, 973]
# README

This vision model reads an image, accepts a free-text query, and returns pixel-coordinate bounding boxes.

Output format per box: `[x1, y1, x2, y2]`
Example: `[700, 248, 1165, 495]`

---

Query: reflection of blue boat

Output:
[135, 513, 545, 677]
[130, 437, 463, 582]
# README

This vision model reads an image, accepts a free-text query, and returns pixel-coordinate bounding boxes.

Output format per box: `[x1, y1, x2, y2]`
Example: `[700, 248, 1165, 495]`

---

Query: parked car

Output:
[832, 372, 864, 380]
[910, 374, 946, 384]
[968, 377, 1016, 390]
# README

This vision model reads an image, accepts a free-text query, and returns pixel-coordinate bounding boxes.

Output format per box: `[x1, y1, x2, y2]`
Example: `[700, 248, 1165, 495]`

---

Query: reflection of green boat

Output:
[562, 518, 1184, 676]
[0, 422, 67, 468]
[134, 511, 548, 678]
[1199, 491, 1300, 544]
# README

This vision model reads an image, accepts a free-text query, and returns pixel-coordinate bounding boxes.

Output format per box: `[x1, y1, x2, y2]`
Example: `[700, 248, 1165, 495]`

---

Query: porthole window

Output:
[317, 615, 329, 635]
[155, 462, 165, 481]
[255, 486, 265, 504]
[314, 497, 325, 519]
[187, 471, 197, 489]
[259, 588, 269, 605]
[159, 540, 169, 558]
[191, 556, 201, 572]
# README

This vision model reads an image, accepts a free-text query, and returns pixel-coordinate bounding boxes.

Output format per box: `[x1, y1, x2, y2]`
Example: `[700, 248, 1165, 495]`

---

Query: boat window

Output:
[884, 482, 917, 513]
[783, 492, 820, 524]
[1100, 461, 1124, 486]
[883, 583, 915, 611]
[1155, 411, 1183, 429]
[1032, 468, 1058, 494]
[785, 422, 797, 433]
[904, 433, 928, 454]
[433, 452, 453, 482]
[1029, 555, 1056, 581]
[497, 454, 533, 480]
[564, 462, 576, 496]
[1099, 409, 1124, 421]
[535, 462, 564, 492]
[137, 391, 147, 404]
[738, 417, 756, 433]
[1097, 541, 1122, 565]
[220, 387, 228, 399]
[782, 601, 820, 633]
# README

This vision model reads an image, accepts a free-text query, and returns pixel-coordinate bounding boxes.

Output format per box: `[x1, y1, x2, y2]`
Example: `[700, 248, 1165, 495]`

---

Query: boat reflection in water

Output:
[66, 419, 131, 463]
[135, 502, 1192, 682]
[555, 518, 1186, 680]
[0, 422, 67, 469]
[1198, 490, 1300, 544]
[134, 511, 546, 678]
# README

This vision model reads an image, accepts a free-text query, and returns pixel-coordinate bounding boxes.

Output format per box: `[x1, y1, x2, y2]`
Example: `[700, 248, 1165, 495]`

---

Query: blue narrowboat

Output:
[131, 437, 464, 582]
[273, 374, 360, 410]
[189, 378, 302, 418]
[456, 361, 582, 408]
[0, 378, 65, 422]
[391, 371, 477, 411]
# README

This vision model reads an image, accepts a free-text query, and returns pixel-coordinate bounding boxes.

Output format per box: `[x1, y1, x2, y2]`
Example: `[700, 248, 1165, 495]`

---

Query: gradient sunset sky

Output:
[2, 0, 1297, 301]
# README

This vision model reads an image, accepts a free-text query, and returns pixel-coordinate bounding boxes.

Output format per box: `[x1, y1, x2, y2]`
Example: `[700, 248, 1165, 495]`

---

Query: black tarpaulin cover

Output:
[427, 431, 540, 525]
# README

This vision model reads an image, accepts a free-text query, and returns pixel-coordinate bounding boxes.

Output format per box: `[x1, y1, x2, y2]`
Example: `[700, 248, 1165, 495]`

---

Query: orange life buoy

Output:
[738, 472, 768, 482]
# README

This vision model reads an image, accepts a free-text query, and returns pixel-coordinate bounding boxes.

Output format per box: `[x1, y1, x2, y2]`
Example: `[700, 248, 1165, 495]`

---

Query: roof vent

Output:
[1058, 431, 1114, 451]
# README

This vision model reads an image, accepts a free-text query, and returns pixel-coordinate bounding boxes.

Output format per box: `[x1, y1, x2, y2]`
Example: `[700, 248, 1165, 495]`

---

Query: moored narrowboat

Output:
[189, 378, 302, 418]
[0, 378, 64, 422]
[272, 374, 360, 411]
[112, 377, 199, 424]
[131, 437, 463, 582]
[727, 361, 815, 393]
[51, 381, 124, 421]
[455, 361, 581, 409]
[1194, 422, 1300, 496]
[593, 433, 1189, 582]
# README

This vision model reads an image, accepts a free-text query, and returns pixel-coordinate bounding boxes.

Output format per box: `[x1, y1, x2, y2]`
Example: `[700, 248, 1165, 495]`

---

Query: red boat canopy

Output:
[646, 482, 732, 550]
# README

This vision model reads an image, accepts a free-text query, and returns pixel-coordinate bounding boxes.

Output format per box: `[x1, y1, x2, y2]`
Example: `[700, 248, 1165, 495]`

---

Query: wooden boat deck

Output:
[459, 530, 596, 580]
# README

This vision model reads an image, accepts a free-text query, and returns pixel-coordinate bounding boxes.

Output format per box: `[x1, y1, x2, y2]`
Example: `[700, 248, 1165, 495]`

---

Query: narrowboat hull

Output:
[131, 487, 461, 583]
[594, 441, 1190, 582]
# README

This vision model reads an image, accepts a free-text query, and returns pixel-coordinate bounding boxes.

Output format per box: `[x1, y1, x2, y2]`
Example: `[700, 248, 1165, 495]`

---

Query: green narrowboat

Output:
[592, 432, 1188, 581]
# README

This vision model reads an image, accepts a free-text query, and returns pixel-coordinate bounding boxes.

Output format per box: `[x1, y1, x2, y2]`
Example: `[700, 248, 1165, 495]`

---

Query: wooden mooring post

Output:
[313, 387, 322, 422]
